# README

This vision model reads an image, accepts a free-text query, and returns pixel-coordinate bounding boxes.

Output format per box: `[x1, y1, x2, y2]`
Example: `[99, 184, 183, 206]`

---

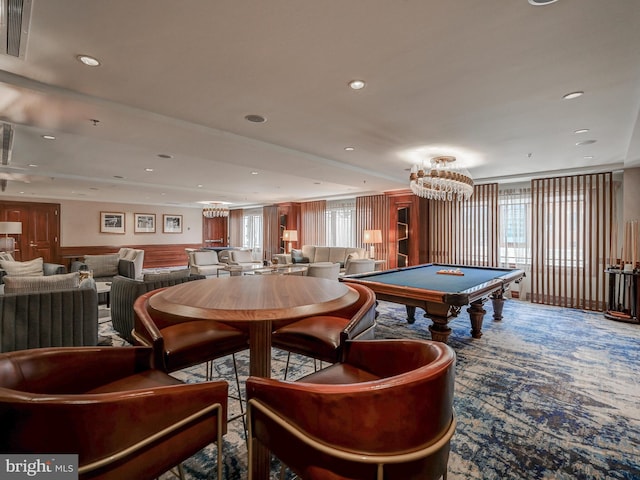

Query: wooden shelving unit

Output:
[397, 206, 409, 268]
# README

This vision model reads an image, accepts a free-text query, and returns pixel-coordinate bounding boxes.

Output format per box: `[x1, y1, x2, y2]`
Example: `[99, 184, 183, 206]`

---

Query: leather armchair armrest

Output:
[4, 379, 228, 465]
[43, 263, 67, 276]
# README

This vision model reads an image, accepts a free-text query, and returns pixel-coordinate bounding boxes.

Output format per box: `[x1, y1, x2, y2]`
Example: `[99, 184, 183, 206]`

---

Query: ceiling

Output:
[1, 0, 639, 210]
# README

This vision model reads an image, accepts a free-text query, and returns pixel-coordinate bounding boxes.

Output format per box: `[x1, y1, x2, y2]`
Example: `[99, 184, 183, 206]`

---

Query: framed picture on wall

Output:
[163, 214, 183, 233]
[100, 212, 125, 234]
[134, 213, 156, 233]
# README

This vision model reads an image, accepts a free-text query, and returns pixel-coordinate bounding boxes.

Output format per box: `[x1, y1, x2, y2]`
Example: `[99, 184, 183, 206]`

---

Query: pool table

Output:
[341, 263, 525, 343]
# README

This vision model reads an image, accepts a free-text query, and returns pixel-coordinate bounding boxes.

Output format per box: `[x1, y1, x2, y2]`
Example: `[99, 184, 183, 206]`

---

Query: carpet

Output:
[98, 298, 640, 479]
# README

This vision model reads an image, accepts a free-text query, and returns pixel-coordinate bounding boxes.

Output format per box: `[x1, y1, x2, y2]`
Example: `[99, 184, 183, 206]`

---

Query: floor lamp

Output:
[282, 230, 298, 253]
[0, 221, 22, 255]
[363, 229, 382, 259]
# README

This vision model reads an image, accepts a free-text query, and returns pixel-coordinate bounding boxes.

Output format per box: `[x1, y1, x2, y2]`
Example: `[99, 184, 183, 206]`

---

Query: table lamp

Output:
[282, 230, 298, 253]
[363, 229, 382, 259]
[0, 221, 22, 254]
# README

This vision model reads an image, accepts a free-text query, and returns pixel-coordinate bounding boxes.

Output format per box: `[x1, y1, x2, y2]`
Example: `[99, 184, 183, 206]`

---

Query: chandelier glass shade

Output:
[202, 204, 229, 218]
[409, 155, 474, 201]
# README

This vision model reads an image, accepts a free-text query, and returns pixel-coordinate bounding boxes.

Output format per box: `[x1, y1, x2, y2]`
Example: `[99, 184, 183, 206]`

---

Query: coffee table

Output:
[95, 281, 112, 308]
[253, 265, 308, 275]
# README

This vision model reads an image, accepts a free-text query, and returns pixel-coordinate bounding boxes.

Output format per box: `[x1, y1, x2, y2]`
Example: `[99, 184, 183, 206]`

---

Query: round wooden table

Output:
[148, 275, 358, 480]
[147, 275, 358, 378]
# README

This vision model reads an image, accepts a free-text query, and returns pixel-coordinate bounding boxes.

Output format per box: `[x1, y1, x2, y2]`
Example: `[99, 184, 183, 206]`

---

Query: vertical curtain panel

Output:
[429, 183, 499, 266]
[262, 205, 279, 262]
[300, 200, 326, 247]
[531, 172, 613, 311]
[355, 194, 390, 261]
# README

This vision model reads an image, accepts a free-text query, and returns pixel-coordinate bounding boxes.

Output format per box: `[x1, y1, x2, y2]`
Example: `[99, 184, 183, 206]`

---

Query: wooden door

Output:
[203, 216, 228, 247]
[0, 201, 60, 262]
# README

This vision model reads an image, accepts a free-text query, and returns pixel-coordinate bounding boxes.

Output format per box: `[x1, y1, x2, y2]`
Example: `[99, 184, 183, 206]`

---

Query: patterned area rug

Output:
[99, 298, 640, 479]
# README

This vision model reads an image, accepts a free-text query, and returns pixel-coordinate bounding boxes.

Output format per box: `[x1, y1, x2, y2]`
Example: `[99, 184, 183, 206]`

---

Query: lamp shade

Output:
[363, 229, 382, 244]
[283, 230, 298, 242]
[0, 222, 22, 235]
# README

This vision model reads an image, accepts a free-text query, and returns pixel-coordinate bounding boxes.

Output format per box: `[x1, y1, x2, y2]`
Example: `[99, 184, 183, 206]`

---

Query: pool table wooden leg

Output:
[405, 305, 417, 324]
[467, 300, 486, 338]
[491, 293, 505, 321]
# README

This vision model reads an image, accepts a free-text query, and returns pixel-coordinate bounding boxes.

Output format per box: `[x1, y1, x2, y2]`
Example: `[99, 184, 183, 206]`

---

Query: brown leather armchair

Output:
[132, 288, 249, 377]
[0, 346, 228, 480]
[272, 283, 376, 378]
[246, 339, 456, 480]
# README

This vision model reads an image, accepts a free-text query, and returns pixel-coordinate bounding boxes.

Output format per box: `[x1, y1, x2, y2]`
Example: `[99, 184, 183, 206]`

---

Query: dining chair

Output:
[271, 282, 376, 379]
[246, 339, 456, 480]
[132, 288, 250, 427]
[0, 346, 228, 480]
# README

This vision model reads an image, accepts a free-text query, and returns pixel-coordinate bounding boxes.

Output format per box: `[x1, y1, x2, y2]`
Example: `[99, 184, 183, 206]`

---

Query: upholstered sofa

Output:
[0, 252, 66, 284]
[0, 275, 99, 352]
[70, 247, 143, 281]
[110, 270, 205, 343]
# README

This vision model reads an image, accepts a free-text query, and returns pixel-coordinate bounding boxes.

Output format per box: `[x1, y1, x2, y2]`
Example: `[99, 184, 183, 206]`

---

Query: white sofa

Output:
[299, 246, 367, 268]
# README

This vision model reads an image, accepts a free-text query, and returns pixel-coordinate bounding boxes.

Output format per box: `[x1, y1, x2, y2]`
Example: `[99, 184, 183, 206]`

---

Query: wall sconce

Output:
[0, 221, 22, 254]
[363, 229, 382, 259]
[282, 230, 298, 253]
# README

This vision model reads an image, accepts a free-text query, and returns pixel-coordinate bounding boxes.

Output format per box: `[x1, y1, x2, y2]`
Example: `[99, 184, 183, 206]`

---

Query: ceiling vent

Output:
[1, 0, 32, 58]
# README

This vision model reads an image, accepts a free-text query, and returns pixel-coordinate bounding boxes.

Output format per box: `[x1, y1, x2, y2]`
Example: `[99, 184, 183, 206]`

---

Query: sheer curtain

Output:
[228, 209, 244, 247]
[242, 207, 263, 261]
[325, 199, 356, 247]
[356, 194, 389, 260]
[262, 205, 279, 262]
[429, 183, 499, 266]
[498, 185, 532, 299]
[531, 172, 613, 310]
[300, 200, 326, 246]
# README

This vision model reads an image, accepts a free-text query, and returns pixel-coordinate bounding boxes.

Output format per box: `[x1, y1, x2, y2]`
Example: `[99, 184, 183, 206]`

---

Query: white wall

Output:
[1, 195, 203, 247]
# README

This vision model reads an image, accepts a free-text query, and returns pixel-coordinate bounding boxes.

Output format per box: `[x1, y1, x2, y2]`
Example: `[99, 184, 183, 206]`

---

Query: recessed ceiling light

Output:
[576, 140, 597, 146]
[28, 164, 38, 167]
[144, 168, 154, 172]
[76, 54, 100, 67]
[348, 80, 366, 90]
[344, 146, 355, 151]
[528, 0, 559, 5]
[41, 135, 55, 140]
[574, 129, 589, 134]
[251, 171, 259, 175]
[563, 91, 584, 100]
[583, 155, 594, 159]
[197, 184, 203, 188]
[157, 153, 173, 159]
[245, 114, 267, 123]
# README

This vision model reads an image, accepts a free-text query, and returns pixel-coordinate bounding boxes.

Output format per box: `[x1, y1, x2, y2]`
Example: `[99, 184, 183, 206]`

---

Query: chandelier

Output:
[409, 155, 474, 201]
[202, 204, 229, 218]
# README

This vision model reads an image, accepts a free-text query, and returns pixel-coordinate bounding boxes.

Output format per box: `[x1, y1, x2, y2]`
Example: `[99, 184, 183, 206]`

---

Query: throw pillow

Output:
[291, 249, 309, 264]
[84, 254, 119, 278]
[0, 252, 14, 262]
[3, 272, 80, 294]
[345, 252, 360, 269]
[0, 257, 44, 277]
[143, 269, 190, 281]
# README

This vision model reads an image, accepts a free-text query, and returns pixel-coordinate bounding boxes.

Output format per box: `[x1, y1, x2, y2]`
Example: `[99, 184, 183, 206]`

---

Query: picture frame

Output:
[163, 214, 183, 233]
[134, 213, 156, 233]
[100, 212, 125, 234]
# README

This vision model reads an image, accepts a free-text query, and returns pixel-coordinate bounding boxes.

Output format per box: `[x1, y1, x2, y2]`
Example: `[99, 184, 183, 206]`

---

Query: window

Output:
[498, 187, 532, 267]
[325, 199, 356, 247]
[242, 208, 263, 260]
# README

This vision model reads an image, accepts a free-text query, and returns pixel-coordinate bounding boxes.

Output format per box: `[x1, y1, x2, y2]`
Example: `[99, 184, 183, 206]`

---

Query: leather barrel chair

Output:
[0, 346, 228, 480]
[272, 283, 376, 378]
[246, 339, 456, 480]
